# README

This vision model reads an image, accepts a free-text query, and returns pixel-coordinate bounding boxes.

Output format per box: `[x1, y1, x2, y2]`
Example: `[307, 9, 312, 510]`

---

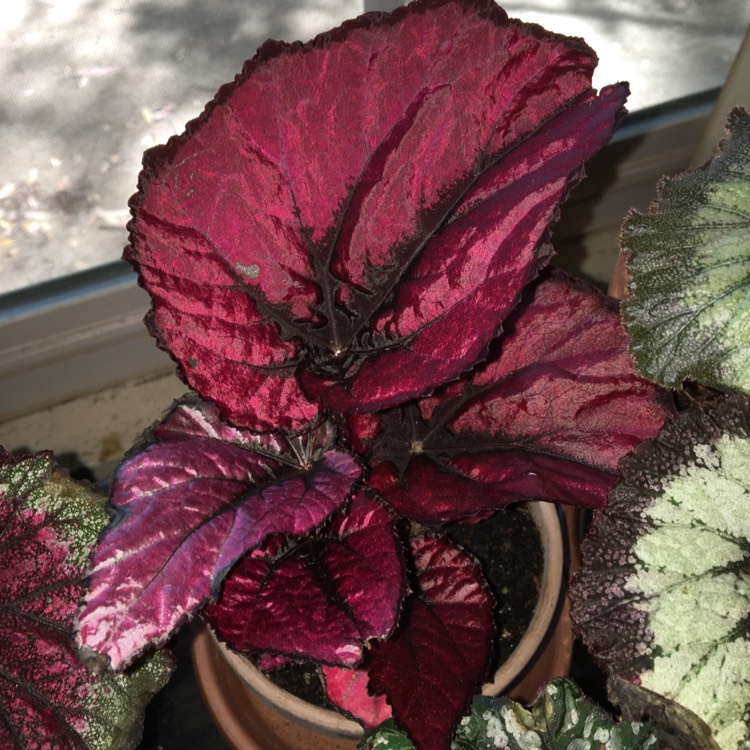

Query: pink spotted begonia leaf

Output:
[0, 449, 171, 750]
[76, 398, 361, 670]
[322, 665, 393, 730]
[205, 492, 405, 666]
[355, 270, 674, 523]
[127, 0, 628, 433]
[367, 535, 495, 750]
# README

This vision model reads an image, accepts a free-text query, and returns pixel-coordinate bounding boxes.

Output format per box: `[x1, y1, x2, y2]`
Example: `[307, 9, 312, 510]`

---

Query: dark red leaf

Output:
[301, 84, 630, 415]
[205, 493, 405, 666]
[367, 535, 494, 750]
[77, 399, 361, 670]
[357, 270, 674, 523]
[322, 665, 392, 729]
[127, 0, 627, 432]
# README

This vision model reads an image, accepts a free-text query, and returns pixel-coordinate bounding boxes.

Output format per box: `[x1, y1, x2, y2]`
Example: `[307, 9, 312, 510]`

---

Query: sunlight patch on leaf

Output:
[322, 665, 393, 729]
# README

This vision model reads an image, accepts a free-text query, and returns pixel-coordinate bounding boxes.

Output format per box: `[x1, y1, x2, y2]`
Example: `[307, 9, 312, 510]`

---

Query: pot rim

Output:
[481, 501, 563, 695]
[201, 500, 564, 740]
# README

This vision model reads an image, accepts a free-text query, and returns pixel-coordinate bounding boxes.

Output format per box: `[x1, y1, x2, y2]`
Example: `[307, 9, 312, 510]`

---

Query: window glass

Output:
[0, 0, 367, 294]
[504, 0, 750, 112]
[1, 0, 748, 295]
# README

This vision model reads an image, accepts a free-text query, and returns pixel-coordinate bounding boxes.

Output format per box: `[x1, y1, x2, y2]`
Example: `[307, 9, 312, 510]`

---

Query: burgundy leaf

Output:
[322, 665, 392, 729]
[127, 0, 627, 432]
[301, 83, 630, 415]
[356, 270, 674, 523]
[205, 492, 405, 666]
[0, 450, 171, 750]
[77, 399, 361, 670]
[367, 535, 494, 750]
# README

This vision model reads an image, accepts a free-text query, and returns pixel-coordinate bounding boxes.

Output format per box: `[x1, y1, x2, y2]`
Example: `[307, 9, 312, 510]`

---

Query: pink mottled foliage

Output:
[0, 496, 90, 749]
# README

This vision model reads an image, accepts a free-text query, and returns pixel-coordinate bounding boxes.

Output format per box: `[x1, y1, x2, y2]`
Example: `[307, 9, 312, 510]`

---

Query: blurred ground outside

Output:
[1, 0, 749, 295]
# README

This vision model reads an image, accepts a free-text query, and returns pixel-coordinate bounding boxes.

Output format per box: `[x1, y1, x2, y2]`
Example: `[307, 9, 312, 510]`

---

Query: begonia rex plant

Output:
[70, 1, 675, 749]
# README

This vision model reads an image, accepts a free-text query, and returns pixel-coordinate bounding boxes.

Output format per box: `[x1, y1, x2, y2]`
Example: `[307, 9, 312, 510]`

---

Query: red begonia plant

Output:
[74, 2, 673, 749]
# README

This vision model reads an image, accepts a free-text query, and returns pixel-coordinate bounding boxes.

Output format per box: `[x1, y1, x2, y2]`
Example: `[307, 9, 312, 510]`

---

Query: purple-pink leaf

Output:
[368, 535, 494, 750]
[205, 492, 405, 666]
[77, 399, 361, 670]
[356, 270, 674, 523]
[322, 665, 392, 729]
[127, 0, 628, 432]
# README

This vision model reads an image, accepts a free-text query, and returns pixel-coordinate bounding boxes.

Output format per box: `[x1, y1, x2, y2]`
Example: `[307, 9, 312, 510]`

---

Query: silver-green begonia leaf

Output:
[622, 107, 750, 393]
[572, 397, 750, 750]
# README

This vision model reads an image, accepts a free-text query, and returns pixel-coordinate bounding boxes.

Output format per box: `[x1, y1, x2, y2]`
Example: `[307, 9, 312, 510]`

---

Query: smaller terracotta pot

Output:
[192, 502, 578, 750]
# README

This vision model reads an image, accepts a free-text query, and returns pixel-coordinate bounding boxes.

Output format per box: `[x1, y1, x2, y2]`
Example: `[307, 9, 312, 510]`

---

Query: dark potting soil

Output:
[447, 504, 543, 672]
[258, 505, 543, 709]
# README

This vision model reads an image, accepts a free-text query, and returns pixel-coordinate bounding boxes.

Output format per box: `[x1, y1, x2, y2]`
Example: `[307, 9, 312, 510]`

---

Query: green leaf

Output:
[359, 679, 657, 750]
[622, 107, 750, 393]
[608, 678, 721, 750]
[0, 450, 171, 749]
[572, 396, 750, 750]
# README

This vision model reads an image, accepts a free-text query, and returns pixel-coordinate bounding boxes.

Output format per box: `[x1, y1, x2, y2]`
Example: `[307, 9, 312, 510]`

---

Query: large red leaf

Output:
[205, 493, 405, 666]
[77, 399, 361, 670]
[127, 0, 627, 432]
[357, 270, 674, 523]
[0, 450, 171, 750]
[367, 535, 494, 750]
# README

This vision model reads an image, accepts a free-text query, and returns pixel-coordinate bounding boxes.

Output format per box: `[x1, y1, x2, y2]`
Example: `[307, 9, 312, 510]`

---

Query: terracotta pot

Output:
[191, 501, 578, 750]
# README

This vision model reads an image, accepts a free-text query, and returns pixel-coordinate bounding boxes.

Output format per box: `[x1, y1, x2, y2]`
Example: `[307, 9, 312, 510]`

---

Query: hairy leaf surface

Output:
[0, 450, 171, 750]
[367, 536, 494, 750]
[77, 399, 361, 670]
[622, 107, 750, 393]
[356, 270, 673, 522]
[205, 493, 405, 666]
[127, 0, 628, 432]
[572, 397, 750, 750]
[359, 679, 658, 750]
